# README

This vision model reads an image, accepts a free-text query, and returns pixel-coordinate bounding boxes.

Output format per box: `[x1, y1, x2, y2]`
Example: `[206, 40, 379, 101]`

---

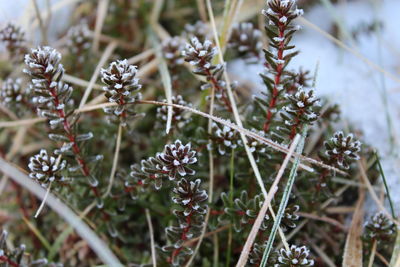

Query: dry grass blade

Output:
[92, 0, 110, 52]
[309, 239, 336, 267]
[127, 49, 154, 65]
[79, 41, 117, 109]
[260, 129, 307, 266]
[297, 212, 346, 231]
[103, 124, 122, 198]
[0, 117, 45, 128]
[207, 0, 291, 250]
[149, 28, 173, 134]
[0, 158, 123, 267]
[145, 209, 157, 267]
[342, 182, 365, 267]
[31, 0, 48, 44]
[236, 134, 301, 267]
[63, 74, 103, 90]
[389, 232, 400, 266]
[358, 160, 400, 227]
[368, 240, 377, 267]
[21, 216, 51, 251]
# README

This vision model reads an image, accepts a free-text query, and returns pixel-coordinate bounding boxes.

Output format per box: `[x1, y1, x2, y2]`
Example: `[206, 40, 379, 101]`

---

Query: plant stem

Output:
[46, 77, 100, 198]
[368, 240, 377, 267]
[0, 255, 19, 267]
[226, 147, 235, 267]
[263, 15, 287, 132]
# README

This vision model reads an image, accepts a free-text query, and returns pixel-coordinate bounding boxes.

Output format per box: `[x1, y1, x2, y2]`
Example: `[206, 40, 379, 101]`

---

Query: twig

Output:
[145, 209, 157, 267]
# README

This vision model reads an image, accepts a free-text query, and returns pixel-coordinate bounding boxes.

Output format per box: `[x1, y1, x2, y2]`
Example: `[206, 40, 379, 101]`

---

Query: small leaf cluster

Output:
[364, 212, 396, 243]
[156, 95, 192, 131]
[66, 23, 92, 64]
[0, 22, 27, 61]
[182, 37, 232, 110]
[128, 140, 197, 193]
[274, 245, 315, 267]
[218, 191, 300, 233]
[323, 131, 361, 169]
[229, 22, 262, 62]
[162, 178, 208, 266]
[28, 149, 67, 188]
[275, 88, 320, 142]
[101, 59, 142, 126]
[0, 230, 50, 267]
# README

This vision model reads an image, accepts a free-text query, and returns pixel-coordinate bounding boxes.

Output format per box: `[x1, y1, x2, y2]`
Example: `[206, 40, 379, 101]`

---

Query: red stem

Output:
[45, 77, 100, 198]
[263, 17, 286, 133]
[0, 255, 19, 267]
[169, 211, 194, 264]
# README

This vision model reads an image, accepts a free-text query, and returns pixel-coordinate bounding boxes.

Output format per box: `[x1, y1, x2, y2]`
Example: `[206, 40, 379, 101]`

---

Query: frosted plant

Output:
[259, 0, 304, 132]
[274, 245, 314, 266]
[364, 212, 395, 243]
[277, 88, 320, 141]
[0, 22, 26, 60]
[209, 121, 241, 155]
[0, 78, 24, 106]
[129, 140, 197, 192]
[101, 59, 142, 126]
[182, 37, 232, 111]
[24, 46, 101, 200]
[162, 178, 208, 266]
[66, 23, 92, 63]
[156, 95, 192, 130]
[324, 131, 361, 169]
[0, 230, 49, 266]
[229, 22, 262, 62]
[238, 129, 268, 161]
[162, 37, 185, 67]
[156, 95, 191, 128]
[28, 149, 67, 188]
[184, 21, 211, 42]
[156, 140, 197, 179]
[24, 46, 73, 130]
[219, 191, 300, 233]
